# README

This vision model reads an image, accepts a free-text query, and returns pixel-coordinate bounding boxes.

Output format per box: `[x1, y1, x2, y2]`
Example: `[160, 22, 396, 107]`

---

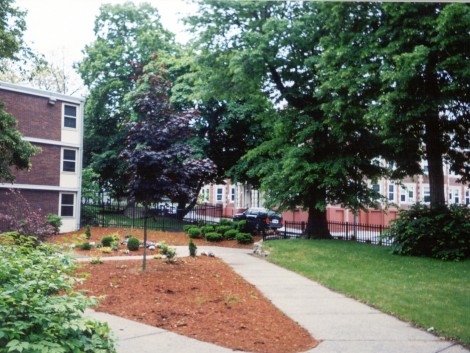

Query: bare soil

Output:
[54, 227, 318, 353]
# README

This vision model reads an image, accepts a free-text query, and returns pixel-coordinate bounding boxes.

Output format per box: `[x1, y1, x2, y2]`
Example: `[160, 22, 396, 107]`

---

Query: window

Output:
[64, 105, 77, 128]
[371, 183, 380, 193]
[231, 187, 236, 202]
[388, 184, 395, 201]
[400, 184, 415, 203]
[216, 188, 223, 202]
[60, 193, 74, 217]
[62, 149, 76, 172]
[448, 188, 460, 204]
[466, 189, 470, 205]
[423, 186, 430, 203]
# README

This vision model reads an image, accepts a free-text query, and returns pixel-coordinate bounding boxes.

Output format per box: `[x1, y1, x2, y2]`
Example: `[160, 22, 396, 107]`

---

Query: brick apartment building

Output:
[0, 81, 84, 233]
[202, 163, 470, 227]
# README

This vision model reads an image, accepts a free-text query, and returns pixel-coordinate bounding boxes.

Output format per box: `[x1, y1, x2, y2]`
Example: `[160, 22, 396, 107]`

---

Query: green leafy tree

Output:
[185, 1, 388, 238]
[374, 3, 470, 209]
[0, 0, 40, 182]
[76, 2, 178, 200]
[0, 103, 40, 182]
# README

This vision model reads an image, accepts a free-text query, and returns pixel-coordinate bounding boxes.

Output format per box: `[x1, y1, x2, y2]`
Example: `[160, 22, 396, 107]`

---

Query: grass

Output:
[264, 239, 470, 346]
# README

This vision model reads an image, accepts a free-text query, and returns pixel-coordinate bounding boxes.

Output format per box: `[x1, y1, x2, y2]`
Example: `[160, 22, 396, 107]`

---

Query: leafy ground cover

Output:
[264, 239, 470, 347]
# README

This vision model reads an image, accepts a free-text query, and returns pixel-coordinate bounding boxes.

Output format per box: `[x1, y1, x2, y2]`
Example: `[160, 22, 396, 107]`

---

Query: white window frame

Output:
[465, 189, 470, 205]
[216, 187, 223, 202]
[62, 148, 77, 173]
[60, 193, 75, 217]
[63, 104, 78, 129]
[448, 188, 460, 204]
[388, 184, 395, 202]
[230, 186, 236, 202]
[423, 185, 430, 203]
[400, 184, 416, 204]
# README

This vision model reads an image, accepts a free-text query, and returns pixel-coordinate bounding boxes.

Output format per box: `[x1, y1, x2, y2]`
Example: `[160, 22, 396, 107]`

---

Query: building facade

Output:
[0, 81, 84, 233]
[201, 161, 470, 226]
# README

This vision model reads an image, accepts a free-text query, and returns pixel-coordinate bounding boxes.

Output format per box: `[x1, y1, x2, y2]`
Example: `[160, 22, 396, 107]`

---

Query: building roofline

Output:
[0, 80, 84, 104]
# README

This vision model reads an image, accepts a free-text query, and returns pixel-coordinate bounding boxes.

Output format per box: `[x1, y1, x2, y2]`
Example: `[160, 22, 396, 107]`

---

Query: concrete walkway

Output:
[84, 246, 469, 353]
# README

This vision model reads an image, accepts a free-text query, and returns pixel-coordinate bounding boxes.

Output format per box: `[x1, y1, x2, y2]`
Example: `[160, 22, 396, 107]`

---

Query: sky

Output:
[14, 0, 197, 93]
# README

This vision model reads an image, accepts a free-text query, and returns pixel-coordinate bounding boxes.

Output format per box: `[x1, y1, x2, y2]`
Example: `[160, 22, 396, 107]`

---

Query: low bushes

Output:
[184, 221, 257, 244]
[101, 236, 114, 247]
[386, 203, 470, 260]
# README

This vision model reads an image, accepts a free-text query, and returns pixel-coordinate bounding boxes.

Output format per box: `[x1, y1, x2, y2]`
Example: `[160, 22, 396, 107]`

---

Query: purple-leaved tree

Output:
[121, 60, 216, 270]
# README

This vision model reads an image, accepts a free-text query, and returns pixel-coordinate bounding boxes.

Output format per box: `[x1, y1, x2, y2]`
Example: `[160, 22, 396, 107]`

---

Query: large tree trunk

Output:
[423, 61, 446, 210]
[305, 207, 331, 239]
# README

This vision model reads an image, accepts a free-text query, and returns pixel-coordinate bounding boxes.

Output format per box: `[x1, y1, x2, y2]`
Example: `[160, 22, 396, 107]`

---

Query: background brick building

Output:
[0, 81, 84, 232]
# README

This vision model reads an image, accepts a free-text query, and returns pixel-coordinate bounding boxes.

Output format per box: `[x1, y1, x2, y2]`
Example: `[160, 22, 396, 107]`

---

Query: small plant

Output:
[189, 239, 197, 257]
[101, 236, 114, 247]
[111, 241, 119, 251]
[165, 247, 177, 262]
[79, 242, 92, 250]
[236, 232, 254, 244]
[85, 225, 92, 239]
[99, 247, 112, 253]
[205, 232, 224, 242]
[46, 213, 62, 234]
[90, 257, 103, 264]
[160, 242, 169, 255]
[127, 237, 140, 251]
[187, 227, 202, 239]
[224, 229, 238, 240]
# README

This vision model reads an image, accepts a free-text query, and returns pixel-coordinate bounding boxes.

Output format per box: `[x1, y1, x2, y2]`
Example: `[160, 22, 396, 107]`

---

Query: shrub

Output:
[0, 189, 55, 241]
[235, 220, 248, 232]
[189, 239, 197, 257]
[236, 232, 254, 244]
[127, 237, 140, 251]
[224, 229, 238, 240]
[79, 242, 92, 250]
[205, 232, 224, 242]
[101, 236, 114, 247]
[386, 203, 470, 260]
[0, 231, 37, 247]
[187, 227, 202, 239]
[201, 224, 215, 235]
[219, 218, 233, 227]
[99, 247, 112, 253]
[216, 225, 232, 235]
[183, 224, 195, 232]
[46, 213, 62, 234]
[165, 247, 177, 262]
[0, 243, 116, 352]
[85, 225, 92, 239]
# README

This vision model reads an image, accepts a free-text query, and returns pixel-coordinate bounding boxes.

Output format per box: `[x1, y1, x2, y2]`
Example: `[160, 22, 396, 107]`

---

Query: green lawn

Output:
[264, 239, 470, 346]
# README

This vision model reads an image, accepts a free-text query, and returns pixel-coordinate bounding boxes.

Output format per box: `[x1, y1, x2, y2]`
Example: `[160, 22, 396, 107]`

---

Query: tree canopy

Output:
[76, 2, 178, 199]
[184, 1, 390, 238]
[0, 0, 40, 182]
[0, 102, 40, 183]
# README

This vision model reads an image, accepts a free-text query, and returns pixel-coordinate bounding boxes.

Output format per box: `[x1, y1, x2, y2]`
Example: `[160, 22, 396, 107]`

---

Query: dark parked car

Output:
[233, 207, 283, 233]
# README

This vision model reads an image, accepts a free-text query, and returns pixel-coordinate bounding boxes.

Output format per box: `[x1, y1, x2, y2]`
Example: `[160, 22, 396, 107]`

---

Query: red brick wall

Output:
[0, 90, 61, 141]
[0, 189, 60, 231]
[12, 144, 61, 186]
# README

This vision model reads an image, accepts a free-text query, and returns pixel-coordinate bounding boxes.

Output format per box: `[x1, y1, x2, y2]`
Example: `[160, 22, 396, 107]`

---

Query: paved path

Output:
[84, 246, 469, 353]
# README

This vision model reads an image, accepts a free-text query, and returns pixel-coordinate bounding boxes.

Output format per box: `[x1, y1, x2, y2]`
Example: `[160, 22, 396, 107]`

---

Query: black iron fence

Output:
[266, 220, 392, 246]
[80, 202, 223, 232]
